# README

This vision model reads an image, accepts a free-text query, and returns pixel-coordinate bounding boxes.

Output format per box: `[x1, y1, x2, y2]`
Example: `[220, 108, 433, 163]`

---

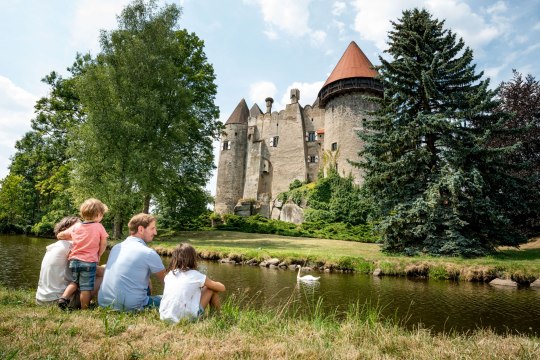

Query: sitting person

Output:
[98, 213, 165, 311]
[36, 216, 80, 306]
[160, 243, 226, 323]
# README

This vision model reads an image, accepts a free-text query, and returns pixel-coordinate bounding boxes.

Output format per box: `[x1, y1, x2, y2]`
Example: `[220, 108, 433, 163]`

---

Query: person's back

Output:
[36, 240, 73, 303]
[98, 213, 165, 311]
[36, 216, 80, 305]
[159, 243, 225, 323]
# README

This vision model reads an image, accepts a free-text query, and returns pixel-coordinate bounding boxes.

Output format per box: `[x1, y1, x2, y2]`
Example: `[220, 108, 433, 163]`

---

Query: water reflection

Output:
[1, 234, 539, 335]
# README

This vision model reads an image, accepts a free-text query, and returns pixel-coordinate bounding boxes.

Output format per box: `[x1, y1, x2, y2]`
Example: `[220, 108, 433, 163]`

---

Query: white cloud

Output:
[246, 0, 328, 45]
[486, 1, 507, 14]
[332, 1, 346, 16]
[279, 81, 324, 107]
[70, 0, 132, 54]
[249, 81, 279, 109]
[310, 30, 327, 46]
[0, 76, 37, 179]
[534, 22, 540, 31]
[351, 0, 505, 51]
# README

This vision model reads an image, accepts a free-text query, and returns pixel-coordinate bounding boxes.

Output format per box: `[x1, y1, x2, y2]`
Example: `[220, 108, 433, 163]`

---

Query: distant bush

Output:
[215, 214, 378, 243]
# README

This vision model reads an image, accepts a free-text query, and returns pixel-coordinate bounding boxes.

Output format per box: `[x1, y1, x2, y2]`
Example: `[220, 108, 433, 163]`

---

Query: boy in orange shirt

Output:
[58, 198, 109, 309]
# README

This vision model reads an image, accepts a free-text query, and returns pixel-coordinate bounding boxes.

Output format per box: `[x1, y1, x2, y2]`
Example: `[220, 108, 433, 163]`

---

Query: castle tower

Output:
[214, 99, 249, 214]
[317, 41, 383, 183]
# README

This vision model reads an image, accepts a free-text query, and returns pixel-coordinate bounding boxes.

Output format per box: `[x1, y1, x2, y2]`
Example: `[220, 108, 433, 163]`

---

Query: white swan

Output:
[297, 265, 320, 282]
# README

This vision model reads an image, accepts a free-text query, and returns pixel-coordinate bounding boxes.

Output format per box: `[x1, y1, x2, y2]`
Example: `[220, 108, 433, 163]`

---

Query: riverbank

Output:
[147, 231, 540, 285]
[1, 287, 538, 359]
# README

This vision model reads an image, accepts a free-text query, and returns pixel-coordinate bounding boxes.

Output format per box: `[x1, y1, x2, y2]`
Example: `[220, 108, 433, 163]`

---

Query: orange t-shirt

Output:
[67, 222, 108, 263]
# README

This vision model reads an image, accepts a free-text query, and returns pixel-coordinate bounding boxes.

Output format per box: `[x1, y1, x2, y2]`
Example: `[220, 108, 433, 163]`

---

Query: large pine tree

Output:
[359, 9, 525, 256]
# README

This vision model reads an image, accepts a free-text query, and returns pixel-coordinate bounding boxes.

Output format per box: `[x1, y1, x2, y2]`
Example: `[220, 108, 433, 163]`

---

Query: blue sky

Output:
[1, 0, 539, 195]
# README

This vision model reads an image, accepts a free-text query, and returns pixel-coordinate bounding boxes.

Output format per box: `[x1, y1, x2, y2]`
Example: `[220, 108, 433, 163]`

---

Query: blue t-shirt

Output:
[98, 236, 165, 311]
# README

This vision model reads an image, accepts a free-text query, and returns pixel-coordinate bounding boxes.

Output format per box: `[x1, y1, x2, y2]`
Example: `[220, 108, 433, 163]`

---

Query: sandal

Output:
[58, 297, 70, 310]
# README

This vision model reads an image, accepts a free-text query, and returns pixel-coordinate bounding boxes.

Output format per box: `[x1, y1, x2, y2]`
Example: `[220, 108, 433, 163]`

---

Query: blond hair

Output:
[80, 198, 108, 221]
[128, 213, 156, 234]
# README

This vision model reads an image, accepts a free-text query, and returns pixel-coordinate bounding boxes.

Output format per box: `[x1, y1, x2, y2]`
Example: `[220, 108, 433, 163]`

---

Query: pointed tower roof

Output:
[318, 41, 382, 107]
[249, 103, 263, 117]
[226, 99, 249, 125]
[323, 41, 378, 87]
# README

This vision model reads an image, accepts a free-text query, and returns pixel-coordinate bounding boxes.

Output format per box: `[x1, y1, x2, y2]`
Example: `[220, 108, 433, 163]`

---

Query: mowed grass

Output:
[1, 287, 539, 360]
[149, 231, 540, 282]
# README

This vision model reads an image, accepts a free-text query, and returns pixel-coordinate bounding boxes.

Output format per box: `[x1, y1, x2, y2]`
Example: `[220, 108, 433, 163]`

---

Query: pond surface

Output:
[2, 234, 539, 335]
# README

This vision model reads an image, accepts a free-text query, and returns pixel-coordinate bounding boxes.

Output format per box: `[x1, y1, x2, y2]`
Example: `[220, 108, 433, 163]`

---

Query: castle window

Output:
[307, 155, 319, 163]
[331, 142, 338, 151]
[305, 131, 316, 142]
[269, 136, 279, 147]
[221, 140, 231, 150]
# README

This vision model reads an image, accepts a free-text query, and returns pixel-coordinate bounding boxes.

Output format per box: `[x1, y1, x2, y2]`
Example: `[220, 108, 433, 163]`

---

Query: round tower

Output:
[215, 99, 249, 214]
[317, 41, 383, 184]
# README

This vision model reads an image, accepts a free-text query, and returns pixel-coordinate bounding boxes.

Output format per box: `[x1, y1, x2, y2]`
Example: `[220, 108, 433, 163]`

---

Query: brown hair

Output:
[167, 243, 198, 272]
[128, 213, 157, 234]
[53, 216, 80, 236]
[80, 198, 108, 221]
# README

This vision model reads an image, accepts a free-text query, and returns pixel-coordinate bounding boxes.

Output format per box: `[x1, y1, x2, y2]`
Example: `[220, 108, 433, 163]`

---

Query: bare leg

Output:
[200, 286, 221, 313]
[60, 282, 78, 300]
[80, 290, 92, 310]
[91, 265, 106, 300]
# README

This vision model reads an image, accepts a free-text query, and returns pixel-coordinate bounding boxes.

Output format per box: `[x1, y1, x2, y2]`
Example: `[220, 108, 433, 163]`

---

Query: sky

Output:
[1, 0, 539, 196]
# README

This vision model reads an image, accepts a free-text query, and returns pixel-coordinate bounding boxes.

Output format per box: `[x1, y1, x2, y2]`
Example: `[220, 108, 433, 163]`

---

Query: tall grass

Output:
[1, 286, 539, 359]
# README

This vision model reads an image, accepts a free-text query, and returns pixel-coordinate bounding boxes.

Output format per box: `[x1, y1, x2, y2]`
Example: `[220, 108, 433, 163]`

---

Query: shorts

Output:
[145, 295, 162, 309]
[69, 260, 97, 291]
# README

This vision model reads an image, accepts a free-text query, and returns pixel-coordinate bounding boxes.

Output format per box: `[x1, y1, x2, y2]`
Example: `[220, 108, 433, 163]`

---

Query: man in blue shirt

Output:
[98, 213, 165, 311]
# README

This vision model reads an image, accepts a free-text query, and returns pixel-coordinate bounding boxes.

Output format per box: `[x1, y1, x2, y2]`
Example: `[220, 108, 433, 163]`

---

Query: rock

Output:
[324, 268, 331, 273]
[279, 202, 304, 224]
[531, 279, 540, 288]
[273, 198, 283, 208]
[489, 278, 518, 287]
[269, 264, 277, 269]
[288, 265, 298, 271]
[373, 268, 382, 276]
[271, 207, 281, 220]
[259, 261, 268, 267]
[266, 258, 280, 266]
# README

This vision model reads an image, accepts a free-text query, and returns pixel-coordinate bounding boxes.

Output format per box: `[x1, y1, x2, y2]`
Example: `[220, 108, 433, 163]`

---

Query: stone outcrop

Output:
[489, 278, 518, 287]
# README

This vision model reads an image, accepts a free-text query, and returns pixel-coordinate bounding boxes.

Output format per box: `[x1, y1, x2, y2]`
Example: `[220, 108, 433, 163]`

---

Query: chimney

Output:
[265, 97, 274, 113]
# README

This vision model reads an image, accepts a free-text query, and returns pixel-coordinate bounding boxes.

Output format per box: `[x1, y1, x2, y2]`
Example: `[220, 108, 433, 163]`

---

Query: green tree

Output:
[0, 69, 82, 234]
[495, 71, 540, 235]
[359, 9, 524, 256]
[71, 0, 221, 237]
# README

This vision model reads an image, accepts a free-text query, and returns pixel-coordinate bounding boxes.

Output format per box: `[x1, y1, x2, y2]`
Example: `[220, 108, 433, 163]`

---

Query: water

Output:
[2, 234, 539, 335]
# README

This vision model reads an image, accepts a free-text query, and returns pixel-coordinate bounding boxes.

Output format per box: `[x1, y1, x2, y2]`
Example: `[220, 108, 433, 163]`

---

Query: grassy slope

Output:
[1, 287, 539, 360]
[149, 231, 540, 282]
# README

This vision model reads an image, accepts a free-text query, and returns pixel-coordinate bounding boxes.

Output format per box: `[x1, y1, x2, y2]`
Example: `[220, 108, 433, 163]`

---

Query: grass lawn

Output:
[146, 231, 540, 283]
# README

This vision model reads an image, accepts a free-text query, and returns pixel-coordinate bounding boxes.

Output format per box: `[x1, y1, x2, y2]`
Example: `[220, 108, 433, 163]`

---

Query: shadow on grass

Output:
[492, 248, 540, 261]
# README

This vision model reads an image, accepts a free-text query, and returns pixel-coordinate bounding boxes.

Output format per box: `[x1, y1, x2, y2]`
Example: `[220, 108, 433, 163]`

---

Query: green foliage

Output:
[358, 8, 525, 257]
[288, 179, 303, 190]
[214, 214, 377, 242]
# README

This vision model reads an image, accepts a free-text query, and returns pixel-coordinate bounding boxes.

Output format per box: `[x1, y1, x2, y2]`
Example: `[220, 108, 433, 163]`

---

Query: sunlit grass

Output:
[1, 286, 539, 359]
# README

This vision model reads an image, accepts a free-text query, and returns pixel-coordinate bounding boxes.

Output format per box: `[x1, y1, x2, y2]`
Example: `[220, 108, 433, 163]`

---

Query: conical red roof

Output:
[323, 41, 377, 87]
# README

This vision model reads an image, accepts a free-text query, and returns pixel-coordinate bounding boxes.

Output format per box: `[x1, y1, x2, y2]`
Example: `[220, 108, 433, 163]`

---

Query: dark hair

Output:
[128, 213, 157, 234]
[54, 216, 80, 236]
[167, 243, 198, 272]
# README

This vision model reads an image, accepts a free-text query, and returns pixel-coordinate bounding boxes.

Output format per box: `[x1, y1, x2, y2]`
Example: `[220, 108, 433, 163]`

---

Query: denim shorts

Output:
[69, 260, 97, 291]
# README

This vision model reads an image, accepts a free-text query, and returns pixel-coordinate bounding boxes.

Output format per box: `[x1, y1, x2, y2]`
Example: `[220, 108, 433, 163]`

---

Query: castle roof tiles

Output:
[323, 41, 378, 87]
[226, 98, 249, 125]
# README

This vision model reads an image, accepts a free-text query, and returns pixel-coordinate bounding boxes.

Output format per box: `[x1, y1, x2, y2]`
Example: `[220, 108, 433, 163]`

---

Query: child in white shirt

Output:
[160, 243, 225, 323]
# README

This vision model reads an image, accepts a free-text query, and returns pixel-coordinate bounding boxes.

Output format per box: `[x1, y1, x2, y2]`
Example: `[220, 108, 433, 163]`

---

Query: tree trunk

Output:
[113, 213, 123, 239]
[142, 194, 151, 214]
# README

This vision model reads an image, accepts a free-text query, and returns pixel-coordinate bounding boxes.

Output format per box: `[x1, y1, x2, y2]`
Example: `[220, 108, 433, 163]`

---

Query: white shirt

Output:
[160, 269, 206, 323]
[36, 240, 73, 302]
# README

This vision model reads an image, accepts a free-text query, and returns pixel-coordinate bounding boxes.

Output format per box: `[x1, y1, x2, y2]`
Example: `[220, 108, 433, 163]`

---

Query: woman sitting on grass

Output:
[159, 243, 225, 323]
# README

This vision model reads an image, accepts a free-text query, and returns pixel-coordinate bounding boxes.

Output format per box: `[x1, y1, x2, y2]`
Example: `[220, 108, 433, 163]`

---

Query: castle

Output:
[214, 41, 383, 221]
